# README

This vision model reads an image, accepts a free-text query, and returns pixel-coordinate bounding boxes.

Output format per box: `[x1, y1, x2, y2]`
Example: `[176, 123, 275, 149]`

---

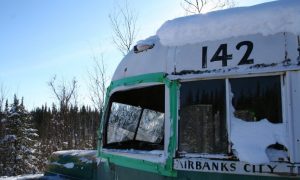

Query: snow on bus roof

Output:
[157, 0, 300, 46]
[113, 0, 300, 81]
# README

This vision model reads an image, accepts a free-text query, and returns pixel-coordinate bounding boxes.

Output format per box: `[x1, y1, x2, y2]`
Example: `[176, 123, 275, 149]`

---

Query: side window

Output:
[230, 76, 288, 162]
[105, 85, 165, 151]
[179, 79, 228, 154]
[230, 76, 282, 123]
[178, 76, 288, 162]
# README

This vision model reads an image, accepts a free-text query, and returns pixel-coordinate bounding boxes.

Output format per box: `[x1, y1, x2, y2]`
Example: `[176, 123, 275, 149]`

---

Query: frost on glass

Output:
[179, 79, 228, 154]
[107, 102, 141, 143]
[136, 109, 164, 143]
[105, 85, 165, 150]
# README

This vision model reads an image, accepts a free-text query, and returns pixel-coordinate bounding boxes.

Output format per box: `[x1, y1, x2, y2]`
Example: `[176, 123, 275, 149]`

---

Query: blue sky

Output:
[0, 0, 273, 110]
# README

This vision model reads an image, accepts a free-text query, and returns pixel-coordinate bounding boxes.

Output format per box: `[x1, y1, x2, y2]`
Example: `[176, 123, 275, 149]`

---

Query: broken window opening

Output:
[230, 76, 282, 123]
[230, 75, 288, 163]
[104, 85, 165, 151]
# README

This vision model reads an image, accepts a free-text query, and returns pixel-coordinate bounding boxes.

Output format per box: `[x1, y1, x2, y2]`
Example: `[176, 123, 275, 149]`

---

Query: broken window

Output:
[104, 85, 165, 150]
[179, 79, 228, 154]
[107, 102, 141, 144]
[230, 76, 288, 162]
[230, 76, 282, 123]
[136, 109, 164, 143]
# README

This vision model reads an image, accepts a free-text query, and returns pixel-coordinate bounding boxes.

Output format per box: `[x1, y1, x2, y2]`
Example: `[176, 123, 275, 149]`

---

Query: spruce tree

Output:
[0, 95, 41, 176]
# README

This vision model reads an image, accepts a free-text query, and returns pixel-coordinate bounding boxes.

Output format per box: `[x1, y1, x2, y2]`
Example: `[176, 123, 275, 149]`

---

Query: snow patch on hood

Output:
[53, 150, 96, 157]
[63, 162, 74, 169]
[51, 162, 74, 169]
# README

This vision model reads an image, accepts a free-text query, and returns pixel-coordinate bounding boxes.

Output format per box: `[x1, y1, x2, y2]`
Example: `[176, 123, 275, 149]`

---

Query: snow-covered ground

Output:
[0, 174, 44, 180]
[0, 174, 67, 180]
[0, 150, 98, 179]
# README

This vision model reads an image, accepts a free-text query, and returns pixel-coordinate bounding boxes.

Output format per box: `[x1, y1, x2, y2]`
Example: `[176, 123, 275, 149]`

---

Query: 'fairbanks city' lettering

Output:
[174, 159, 300, 176]
[179, 160, 236, 172]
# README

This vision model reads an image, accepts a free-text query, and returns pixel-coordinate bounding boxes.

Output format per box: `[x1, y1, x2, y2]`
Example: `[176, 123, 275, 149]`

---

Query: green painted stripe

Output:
[108, 72, 166, 91]
[166, 80, 179, 173]
[101, 152, 175, 177]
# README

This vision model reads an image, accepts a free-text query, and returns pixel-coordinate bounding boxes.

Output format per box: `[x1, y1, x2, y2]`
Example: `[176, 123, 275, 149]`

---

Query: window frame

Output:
[98, 73, 178, 177]
[177, 72, 290, 161]
[103, 85, 165, 150]
[178, 78, 228, 155]
[103, 84, 166, 156]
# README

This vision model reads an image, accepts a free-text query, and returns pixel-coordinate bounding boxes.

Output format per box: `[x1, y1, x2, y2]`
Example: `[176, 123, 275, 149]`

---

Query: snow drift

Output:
[157, 0, 300, 46]
[230, 118, 287, 164]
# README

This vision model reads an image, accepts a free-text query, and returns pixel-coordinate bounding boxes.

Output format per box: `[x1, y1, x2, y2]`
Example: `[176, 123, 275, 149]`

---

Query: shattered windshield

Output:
[105, 85, 165, 150]
[107, 102, 141, 144]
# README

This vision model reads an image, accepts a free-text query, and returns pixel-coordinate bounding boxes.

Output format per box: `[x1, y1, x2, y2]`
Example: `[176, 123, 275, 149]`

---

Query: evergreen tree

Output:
[0, 95, 41, 176]
[4, 100, 9, 113]
[0, 99, 7, 175]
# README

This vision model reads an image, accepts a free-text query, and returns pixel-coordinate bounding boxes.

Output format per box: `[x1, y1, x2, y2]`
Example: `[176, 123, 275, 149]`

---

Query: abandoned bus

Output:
[46, 0, 300, 179]
[97, 1, 300, 179]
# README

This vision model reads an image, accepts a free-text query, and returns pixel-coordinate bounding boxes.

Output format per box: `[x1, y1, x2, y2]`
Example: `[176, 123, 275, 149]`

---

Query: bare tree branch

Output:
[48, 76, 78, 112]
[88, 54, 109, 112]
[109, 0, 138, 56]
[181, 0, 236, 15]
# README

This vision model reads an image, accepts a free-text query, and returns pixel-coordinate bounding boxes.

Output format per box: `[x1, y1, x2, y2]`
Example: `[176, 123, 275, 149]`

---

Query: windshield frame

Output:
[98, 73, 178, 177]
[104, 97, 165, 150]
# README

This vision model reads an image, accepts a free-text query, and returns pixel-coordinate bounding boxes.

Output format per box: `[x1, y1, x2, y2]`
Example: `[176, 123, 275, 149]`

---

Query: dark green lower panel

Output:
[96, 163, 299, 180]
[177, 171, 299, 180]
[45, 152, 97, 180]
[45, 154, 299, 180]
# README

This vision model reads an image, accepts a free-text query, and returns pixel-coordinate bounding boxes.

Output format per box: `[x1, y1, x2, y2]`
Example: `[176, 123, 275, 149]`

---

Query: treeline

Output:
[0, 95, 100, 176]
[32, 102, 100, 156]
